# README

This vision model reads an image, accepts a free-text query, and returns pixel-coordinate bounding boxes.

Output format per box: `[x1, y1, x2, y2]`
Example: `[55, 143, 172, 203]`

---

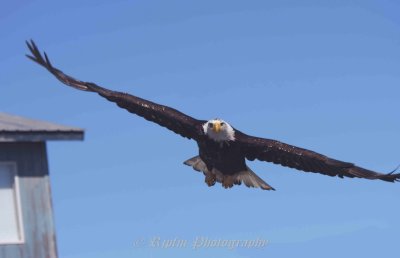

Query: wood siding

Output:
[0, 142, 58, 258]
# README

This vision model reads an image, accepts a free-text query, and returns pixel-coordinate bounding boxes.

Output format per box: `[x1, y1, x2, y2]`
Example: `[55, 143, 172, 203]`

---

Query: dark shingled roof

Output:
[0, 112, 84, 142]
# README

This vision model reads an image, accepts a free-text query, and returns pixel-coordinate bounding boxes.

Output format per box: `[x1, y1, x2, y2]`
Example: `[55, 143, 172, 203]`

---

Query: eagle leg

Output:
[205, 173, 216, 187]
[222, 176, 235, 189]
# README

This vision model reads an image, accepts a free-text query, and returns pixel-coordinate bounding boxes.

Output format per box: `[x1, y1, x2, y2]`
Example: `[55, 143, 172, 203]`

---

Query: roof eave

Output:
[0, 131, 84, 142]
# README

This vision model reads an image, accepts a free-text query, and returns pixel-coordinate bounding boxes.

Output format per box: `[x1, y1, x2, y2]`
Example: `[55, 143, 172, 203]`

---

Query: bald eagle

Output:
[26, 40, 400, 191]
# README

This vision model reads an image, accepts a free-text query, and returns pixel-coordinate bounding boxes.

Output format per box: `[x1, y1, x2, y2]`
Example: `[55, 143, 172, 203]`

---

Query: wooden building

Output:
[0, 112, 83, 258]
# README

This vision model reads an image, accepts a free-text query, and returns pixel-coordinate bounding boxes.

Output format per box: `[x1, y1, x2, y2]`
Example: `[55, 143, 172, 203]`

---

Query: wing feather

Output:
[26, 40, 205, 140]
[236, 131, 400, 182]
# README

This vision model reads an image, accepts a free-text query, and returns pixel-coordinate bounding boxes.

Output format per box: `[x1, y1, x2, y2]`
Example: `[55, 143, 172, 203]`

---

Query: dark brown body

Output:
[197, 137, 247, 175]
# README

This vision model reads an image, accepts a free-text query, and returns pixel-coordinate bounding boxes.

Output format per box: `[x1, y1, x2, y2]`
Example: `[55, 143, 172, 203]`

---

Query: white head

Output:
[203, 119, 235, 142]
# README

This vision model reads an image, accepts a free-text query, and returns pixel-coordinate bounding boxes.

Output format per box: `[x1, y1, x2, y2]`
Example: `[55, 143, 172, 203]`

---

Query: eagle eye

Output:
[220, 122, 225, 126]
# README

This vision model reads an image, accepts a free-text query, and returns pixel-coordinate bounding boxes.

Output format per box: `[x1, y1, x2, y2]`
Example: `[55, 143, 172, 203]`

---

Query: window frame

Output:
[0, 161, 25, 245]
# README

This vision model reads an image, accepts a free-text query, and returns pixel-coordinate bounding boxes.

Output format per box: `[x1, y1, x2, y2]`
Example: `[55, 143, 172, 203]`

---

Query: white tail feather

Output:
[184, 156, 275, 191]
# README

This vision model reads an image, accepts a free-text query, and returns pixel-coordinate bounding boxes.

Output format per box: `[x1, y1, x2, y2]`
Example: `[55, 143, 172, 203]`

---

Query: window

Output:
[0, 162, 24, 244]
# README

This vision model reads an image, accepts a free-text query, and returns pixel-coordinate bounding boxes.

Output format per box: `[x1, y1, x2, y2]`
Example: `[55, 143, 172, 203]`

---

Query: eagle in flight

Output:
[26, 40, 400, 191]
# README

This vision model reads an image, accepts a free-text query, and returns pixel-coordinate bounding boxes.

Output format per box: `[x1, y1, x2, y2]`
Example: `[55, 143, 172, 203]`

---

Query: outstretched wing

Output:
[236, 131, 400, 182]
[26, 40, 206, 140]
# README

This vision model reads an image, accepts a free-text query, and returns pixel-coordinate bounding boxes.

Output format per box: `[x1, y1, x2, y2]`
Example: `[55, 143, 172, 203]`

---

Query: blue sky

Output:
[1, 0, 400, 257]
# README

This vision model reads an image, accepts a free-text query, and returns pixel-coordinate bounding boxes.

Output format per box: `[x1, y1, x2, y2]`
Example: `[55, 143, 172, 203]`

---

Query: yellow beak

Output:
[213, 122, 221, 133]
